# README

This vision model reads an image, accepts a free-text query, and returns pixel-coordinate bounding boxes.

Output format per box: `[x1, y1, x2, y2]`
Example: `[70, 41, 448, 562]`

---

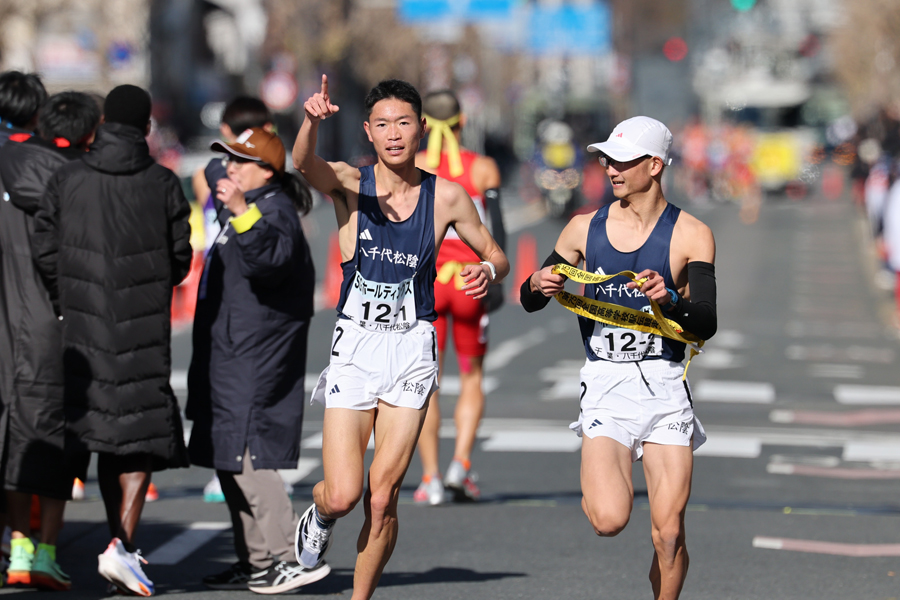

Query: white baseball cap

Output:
[587, 116, 673, 165]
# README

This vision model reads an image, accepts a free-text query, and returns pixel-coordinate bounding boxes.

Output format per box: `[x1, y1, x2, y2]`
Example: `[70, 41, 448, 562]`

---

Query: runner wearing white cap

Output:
[519, 116, 717, 600]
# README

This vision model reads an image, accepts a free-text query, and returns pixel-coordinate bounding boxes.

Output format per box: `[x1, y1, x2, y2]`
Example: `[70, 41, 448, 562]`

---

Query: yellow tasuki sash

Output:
[436, 260, 478, 290]
[551, 264, 703, 378]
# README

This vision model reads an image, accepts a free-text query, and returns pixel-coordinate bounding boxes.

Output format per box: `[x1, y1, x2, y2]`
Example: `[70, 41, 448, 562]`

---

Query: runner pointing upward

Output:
[520, 116, 716, 600]
[291, 75, 508, 600]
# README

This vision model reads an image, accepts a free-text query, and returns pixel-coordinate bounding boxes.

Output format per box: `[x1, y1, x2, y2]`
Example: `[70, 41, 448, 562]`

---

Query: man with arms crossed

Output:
[292, 76, 508, 599]
[520, 116, 716, 600]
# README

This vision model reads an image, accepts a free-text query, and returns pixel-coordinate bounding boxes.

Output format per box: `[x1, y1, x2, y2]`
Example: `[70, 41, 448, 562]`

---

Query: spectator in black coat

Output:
[0, 72, 46, 540]
[0, 91, 100, 591]
[186, 128, 318, 593]
[32, 85, 192, 597]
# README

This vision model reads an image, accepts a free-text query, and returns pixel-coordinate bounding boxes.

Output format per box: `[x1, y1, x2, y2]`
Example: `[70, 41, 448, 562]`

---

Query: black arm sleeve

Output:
[520, 250, 574, 313]
[485, 188, 506, 252]
[666, 261, 717, 340]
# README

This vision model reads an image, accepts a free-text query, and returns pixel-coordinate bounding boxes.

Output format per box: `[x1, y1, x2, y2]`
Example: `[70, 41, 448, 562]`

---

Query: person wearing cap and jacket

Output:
[519, 116, 717, 600]
[185, 128, 323, 594]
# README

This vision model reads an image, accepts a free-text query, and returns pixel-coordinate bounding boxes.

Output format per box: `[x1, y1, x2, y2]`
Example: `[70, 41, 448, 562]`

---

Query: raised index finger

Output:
[321, 74, 328, 97]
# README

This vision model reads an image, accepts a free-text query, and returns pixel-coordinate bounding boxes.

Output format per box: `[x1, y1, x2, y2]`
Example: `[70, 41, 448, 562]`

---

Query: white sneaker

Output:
[97, 538, 154, 596]
[203, 474, 225, 503]
[445, 460, 481, 502]
[295, 505, 335, 569]
[413, 475, 444, 506]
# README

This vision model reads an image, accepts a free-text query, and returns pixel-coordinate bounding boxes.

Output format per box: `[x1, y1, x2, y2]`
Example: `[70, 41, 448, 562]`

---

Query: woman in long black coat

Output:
[186, 127, 318, 592]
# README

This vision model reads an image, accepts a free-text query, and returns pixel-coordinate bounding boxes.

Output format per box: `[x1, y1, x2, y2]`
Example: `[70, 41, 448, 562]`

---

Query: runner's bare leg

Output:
[417, 352, 446, 476]
[353, 401, 427, 600]
[313, 407, 374, 520]
[580, 435, 633, 536]
[642, 442, 693, 600]
[452, 355, 485, 462]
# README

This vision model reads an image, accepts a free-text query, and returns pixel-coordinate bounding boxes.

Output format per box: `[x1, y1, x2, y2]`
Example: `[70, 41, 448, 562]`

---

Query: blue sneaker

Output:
[97, 538, 153, 597]
[295, 505, 335, 569]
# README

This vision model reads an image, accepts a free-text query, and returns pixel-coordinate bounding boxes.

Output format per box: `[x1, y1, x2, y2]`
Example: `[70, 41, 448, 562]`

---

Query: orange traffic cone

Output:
[509, 233, 538, 304]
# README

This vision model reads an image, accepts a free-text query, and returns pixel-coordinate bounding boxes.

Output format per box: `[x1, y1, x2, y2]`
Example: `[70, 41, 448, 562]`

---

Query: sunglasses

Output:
[598, 154, 652, 168]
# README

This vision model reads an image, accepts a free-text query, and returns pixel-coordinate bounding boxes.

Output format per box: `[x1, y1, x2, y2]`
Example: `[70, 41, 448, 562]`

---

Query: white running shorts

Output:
[570, 359, 707, 462]
[311, 319, 439, 411]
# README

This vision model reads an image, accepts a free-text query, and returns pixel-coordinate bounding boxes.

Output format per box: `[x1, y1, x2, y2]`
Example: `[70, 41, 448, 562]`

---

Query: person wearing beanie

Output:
[520, 116, 717, 600]
[31, 84, 193, 597]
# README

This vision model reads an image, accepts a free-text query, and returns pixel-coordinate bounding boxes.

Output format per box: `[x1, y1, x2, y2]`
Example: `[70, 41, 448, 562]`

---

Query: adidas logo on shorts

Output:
[359, 229, 373, 240]
[588, 419, 603, 429]
[328, 384, 340, 395]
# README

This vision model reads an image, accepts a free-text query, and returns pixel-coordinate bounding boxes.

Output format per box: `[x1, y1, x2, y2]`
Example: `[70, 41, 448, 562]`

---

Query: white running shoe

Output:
[413, 475, 445, 506]
[97, 538, 154, 596]
[295, 505, 335, 570]
[203, 474, 225, 503]
[445, 459, 481, 502]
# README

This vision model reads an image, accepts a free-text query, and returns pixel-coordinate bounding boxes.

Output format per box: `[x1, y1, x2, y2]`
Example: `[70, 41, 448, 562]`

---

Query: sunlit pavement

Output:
[20, 189, 900, 599]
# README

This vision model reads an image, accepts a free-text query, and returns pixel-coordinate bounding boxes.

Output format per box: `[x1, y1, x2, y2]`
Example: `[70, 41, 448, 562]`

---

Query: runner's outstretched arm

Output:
[443, 180, 510, 300]
[292, 74, 358, 226]
[520, 213, 590, 312]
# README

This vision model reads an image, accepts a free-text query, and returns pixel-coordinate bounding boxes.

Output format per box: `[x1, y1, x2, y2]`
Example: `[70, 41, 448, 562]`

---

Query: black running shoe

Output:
[203, 561, 260, 590]
[248, 560, 331, 595]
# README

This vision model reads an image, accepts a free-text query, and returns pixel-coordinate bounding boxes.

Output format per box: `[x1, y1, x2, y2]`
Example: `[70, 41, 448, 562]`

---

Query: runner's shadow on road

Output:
[304, 567, 526, 594]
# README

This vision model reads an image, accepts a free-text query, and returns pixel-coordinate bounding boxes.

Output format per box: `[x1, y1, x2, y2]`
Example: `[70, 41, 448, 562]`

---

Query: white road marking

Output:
[144, 522, 230, 565]
[171, 370, 187, 391]
[842, 442, 900, 462]
[436, 376, 499, 396]
[693, 348, 744, 369]
[694, 436, 761, 458]
[808, 363, 864, 379]
[834, 385, 900, 405]
[786, 345, 893, 363]
[278, 458, 321, 485]
[693, 380, 775, 404]
[753, 536, 900, 557]
[708, 330, 745, 349]
[484, 327, 549, 372]
[482, 430, 581, 452]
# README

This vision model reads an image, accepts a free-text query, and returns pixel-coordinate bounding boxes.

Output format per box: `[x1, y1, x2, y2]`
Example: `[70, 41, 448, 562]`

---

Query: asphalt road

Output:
[12, 186, 900, 599]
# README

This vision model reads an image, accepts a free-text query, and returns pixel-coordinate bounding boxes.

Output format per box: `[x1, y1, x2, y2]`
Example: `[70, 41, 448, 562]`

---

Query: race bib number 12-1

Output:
[343, 271, 417, 332]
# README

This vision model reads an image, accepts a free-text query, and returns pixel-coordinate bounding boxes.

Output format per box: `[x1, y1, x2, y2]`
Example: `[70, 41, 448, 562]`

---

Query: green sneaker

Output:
[32, 546, 71, 591]
[7, 538, 34, 586]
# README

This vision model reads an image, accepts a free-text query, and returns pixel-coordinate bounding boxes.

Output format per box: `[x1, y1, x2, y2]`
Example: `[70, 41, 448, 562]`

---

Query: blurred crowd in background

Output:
[0, 0, 891, 218]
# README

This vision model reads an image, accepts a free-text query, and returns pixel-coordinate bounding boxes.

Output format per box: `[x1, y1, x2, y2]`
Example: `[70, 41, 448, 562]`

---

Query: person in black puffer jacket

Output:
[32, 85, 192, 596]
[0, 91, 99, 591]
[186, 128, 317, 593]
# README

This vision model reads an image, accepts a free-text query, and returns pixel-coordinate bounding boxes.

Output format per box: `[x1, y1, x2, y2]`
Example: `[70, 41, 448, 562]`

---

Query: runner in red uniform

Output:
[413, 90, 505, 504]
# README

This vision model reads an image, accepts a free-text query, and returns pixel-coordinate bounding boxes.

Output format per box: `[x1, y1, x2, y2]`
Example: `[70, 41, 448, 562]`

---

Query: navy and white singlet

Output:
[579, 202, 685, 363]
[336, 165, 437, 326]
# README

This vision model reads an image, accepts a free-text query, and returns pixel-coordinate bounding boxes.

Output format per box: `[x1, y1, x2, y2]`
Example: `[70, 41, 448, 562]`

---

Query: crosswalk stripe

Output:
[694, 436, 761, 458]
[481, 430, 581, 452]
[279, 458, 321, 485]
[693, 380, 775, 404]
[144, 522, 229, 565]
[834, 385, 900, 405]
